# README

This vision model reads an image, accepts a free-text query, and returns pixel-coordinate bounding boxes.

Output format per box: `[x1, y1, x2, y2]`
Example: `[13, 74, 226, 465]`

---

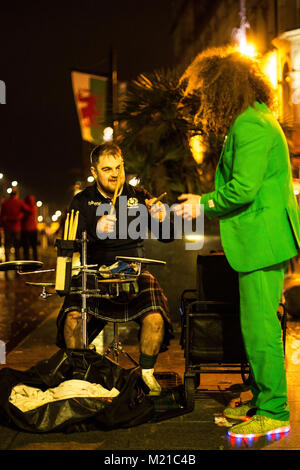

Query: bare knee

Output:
[142, 312, 164, 332]
[65, 311, 81, 330]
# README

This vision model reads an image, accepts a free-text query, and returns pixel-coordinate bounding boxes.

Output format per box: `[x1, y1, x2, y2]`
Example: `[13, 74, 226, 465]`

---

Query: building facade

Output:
[171, 0, 300, 166]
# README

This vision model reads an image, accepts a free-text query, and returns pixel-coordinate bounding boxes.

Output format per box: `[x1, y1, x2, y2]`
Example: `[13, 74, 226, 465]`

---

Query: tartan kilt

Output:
[56, 270, 173, 349]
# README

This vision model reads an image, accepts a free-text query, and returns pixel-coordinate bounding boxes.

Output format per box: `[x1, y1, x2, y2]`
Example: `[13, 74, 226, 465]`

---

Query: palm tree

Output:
[117, 69, 220, 203]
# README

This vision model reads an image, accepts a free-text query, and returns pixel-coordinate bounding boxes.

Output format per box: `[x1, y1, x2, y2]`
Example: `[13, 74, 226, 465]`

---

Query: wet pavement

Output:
[0, 246, 61, 353]
[0, 246, 300, 453]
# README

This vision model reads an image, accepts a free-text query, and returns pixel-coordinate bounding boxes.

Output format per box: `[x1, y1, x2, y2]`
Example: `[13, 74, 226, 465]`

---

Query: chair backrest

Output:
[196, 252, 239, 304]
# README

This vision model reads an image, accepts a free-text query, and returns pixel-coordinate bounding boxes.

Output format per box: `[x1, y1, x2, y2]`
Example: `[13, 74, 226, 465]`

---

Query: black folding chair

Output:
[180, 252, 288, 410]
[180, 252, 248, 410]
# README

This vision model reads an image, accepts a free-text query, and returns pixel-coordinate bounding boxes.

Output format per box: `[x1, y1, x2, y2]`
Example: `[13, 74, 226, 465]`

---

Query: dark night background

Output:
[0, 0, 175, 215]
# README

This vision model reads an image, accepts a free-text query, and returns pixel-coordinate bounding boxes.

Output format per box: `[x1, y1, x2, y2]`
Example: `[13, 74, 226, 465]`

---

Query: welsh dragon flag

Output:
[71, 71, 107, 144]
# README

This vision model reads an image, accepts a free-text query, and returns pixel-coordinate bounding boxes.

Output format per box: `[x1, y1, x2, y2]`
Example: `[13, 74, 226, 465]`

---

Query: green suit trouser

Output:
[238, 261, 289, 421]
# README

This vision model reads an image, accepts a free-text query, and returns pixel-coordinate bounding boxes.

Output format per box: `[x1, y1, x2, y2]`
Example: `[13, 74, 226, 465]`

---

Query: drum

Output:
[25, 282, 55, 287]
[115, 256, 166, 266]
[0, 260, 43, 272]
[25, 281, 56, 299]
[80, 256, 166, 323]
[69, 271, 138, 301]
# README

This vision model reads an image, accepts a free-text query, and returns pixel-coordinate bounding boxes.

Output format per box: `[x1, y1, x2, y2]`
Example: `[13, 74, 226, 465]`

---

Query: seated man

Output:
[56, 142, 173, 395]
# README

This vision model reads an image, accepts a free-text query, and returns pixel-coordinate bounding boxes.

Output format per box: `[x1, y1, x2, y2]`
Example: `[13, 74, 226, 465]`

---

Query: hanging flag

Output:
[71, 71, 107, 144]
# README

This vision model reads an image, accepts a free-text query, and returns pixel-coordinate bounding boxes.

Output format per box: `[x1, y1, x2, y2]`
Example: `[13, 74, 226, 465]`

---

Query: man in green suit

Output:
[176, 48, 300, 437]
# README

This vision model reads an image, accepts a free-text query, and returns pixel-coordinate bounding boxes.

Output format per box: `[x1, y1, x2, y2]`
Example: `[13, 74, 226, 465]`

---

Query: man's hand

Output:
[145, 198, 167, 222]
[97, 214, 117, 233]
[173, 194, 202, 220]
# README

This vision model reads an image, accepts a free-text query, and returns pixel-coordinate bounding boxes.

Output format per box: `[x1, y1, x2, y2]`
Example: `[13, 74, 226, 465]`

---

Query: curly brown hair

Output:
[181, 46, 274, 138]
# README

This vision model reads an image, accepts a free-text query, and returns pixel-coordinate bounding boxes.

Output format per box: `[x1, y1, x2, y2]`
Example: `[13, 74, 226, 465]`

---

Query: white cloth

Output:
[9, 379, 120, 412]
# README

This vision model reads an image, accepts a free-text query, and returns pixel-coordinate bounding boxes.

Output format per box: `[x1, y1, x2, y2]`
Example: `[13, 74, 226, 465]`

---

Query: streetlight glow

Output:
[239, 40, 256, 58]
[263, 51, 278, 89]
[11, 181, 18, 187]
[233, 2, 257, 59]
[87, 176, 94, 183]
[7, 188, 12, 194]
[103, 127, 113, 142]
[189, 135, 205, 164]
[0, 173, 3, 179]
[37, 201, 43, 207]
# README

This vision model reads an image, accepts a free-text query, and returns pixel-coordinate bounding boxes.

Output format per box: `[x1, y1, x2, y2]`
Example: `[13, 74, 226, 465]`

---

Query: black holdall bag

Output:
[94, 368, 154, 430]
[0, 349, 154, 433]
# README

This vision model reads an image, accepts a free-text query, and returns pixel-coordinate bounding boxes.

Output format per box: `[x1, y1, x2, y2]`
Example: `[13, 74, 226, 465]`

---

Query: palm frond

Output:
[117, 68, 215, 200]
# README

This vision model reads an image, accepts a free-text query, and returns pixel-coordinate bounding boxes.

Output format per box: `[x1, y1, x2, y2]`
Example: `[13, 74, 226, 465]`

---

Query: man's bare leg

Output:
[140, 312, 164, 356]
[64, 310, 83, 349]
[139, 312, 164, 395]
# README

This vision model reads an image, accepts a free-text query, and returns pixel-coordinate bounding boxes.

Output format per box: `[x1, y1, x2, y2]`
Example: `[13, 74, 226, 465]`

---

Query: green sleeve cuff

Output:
[200, 192, 217, 220]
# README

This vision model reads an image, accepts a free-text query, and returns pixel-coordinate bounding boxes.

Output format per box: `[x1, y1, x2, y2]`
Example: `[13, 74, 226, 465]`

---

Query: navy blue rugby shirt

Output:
[68, 183, 173, 266]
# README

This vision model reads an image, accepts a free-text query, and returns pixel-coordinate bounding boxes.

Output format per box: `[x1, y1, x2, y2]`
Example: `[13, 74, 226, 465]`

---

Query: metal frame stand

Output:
[79, 231, 139, 365]
[80, 231, 88, 349]
[104, 322, 139, 366]
[12, 245, 165, 366]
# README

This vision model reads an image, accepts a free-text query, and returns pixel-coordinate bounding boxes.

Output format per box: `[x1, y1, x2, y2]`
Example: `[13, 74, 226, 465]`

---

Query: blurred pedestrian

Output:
[0, 188, 28, 261]
[176, 47, 300, 437]
[21, 194, 38, 260]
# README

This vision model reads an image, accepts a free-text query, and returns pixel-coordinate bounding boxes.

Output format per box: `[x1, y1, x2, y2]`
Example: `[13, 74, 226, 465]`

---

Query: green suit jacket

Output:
[201, 102, 300, 273]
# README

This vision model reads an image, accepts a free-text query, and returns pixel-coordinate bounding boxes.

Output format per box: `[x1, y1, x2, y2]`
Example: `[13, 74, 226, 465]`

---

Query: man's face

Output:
[91, 154, 125, 197]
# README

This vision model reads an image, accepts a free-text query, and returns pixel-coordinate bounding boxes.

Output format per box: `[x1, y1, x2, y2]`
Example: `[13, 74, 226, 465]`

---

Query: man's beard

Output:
[97, 179, 119, 198]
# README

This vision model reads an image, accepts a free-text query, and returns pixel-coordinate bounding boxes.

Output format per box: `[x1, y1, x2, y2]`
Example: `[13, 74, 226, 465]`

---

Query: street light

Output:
[262, 51, 278, 89]
[0, 173, 3, 179]
[189, 135, 205, 164]
[239, 41, 256, 58]
[87, 176, 94, 183]
[37, 200, 43, 207]
[7, 188, 12, 194]
[11, 181, 18, 187]
[103, 127, 113, 142]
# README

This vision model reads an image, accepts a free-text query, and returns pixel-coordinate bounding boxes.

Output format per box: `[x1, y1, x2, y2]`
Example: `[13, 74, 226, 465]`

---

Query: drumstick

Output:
[71, 210, 79, 240]
[110, 166, 123, 215]
[74, 210, 79, 239]
[152, 192, 167, 205]
[68, 210, 74, 240]
[63, 212, 70, 240]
